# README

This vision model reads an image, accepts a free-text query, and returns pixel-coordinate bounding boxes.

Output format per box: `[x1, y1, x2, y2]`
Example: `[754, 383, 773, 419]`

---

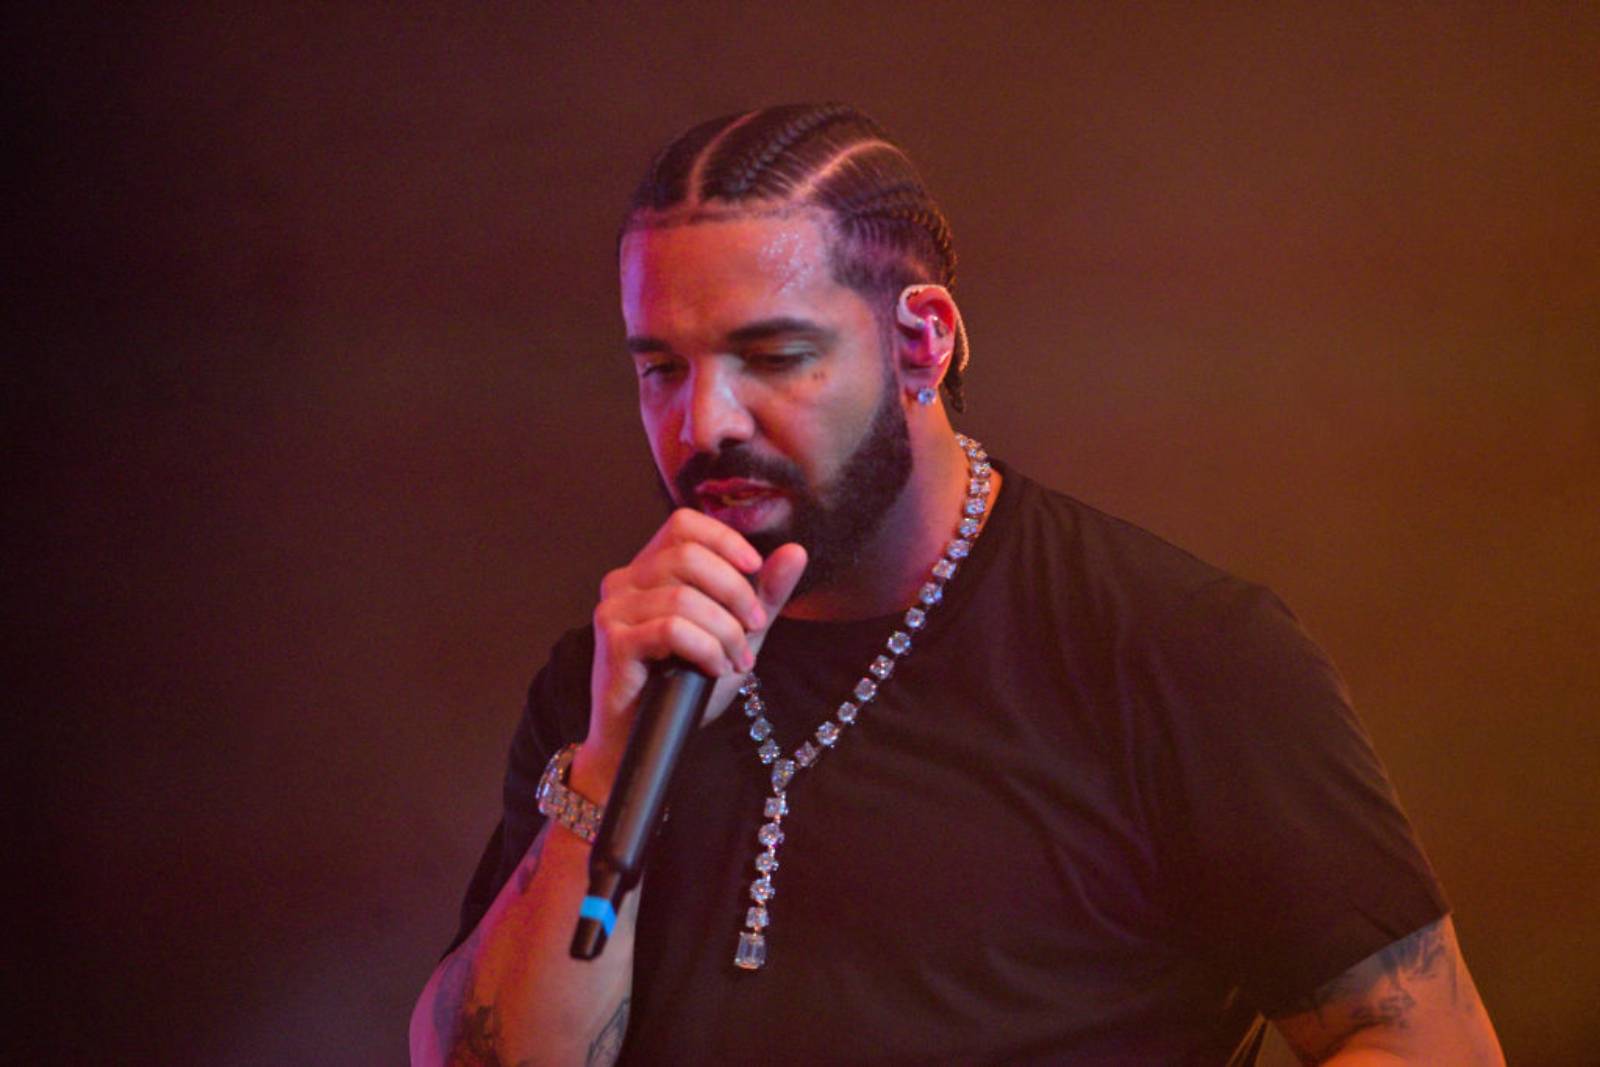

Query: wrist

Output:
[536, 744, 605, 844]
[570, 734, 625, 805]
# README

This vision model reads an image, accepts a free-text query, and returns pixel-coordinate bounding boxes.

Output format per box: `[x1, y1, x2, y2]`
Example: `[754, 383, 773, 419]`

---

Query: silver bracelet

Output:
[536, 743, 604, 844]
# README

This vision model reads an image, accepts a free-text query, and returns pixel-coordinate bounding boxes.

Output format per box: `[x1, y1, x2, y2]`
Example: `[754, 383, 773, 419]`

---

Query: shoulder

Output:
[994, 462, 1285, 641]
[981, 466, 1339, 766]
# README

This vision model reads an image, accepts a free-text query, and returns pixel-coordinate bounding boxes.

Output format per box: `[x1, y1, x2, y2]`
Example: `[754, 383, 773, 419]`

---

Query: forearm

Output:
[410, 816, 638, 1066]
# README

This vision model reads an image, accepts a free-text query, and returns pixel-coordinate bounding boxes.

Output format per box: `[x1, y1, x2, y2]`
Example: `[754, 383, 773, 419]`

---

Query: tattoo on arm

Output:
[451, 1003, 521, 1067]
[586, 997, 630, 1067]
[1277, 918, 1457, 1061]
[434, 940, 528, 1066]
[437, 993, 539, 1067]
[433, 927, 481, 1049]
[431, 828, 552, 1065]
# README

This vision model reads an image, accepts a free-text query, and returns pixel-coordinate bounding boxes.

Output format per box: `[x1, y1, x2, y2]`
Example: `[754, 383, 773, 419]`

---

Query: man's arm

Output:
[409, 811, 638, 1067]
[412, 511, 807, 1065]
[1269, 915, 1503, 1065]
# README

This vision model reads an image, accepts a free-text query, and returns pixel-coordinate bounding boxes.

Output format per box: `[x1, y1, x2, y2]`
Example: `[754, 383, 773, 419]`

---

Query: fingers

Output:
[596, 582, 756, 676]
[620, 539, 768, 632]
[591, 498, 818, 739]
[612, 615, 742, 682]
[651, 508, 764, 575]
[755, 542, 808, 618]
[591, 510, 775, 729]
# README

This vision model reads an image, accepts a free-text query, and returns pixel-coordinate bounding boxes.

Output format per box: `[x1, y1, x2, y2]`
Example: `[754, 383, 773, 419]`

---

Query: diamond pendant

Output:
[734, 930, 767, 970]
[735, 789, 785, 970]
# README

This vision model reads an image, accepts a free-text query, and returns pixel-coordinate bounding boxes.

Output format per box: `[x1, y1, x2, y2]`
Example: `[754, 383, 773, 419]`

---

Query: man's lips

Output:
[693, 479, 785, 510]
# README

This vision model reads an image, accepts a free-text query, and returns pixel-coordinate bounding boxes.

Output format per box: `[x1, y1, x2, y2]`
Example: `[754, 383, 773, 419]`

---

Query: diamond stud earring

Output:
[915, 386, 938, 406]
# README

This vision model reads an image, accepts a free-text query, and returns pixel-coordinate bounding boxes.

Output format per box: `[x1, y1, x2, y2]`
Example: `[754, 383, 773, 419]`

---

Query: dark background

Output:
[11, 4, 1597, 1063]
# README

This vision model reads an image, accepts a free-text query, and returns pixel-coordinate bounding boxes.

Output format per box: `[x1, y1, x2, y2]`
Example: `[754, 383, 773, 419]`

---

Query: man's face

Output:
[619, 210, 911, 590]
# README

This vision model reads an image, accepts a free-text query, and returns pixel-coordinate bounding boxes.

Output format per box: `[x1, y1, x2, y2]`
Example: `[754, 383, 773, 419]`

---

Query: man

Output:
[411, 103, 1503, 1064]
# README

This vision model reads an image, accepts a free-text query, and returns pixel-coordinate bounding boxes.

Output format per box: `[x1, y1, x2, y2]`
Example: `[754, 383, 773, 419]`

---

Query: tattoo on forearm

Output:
[434, 940, 523, 1066]
[586, 996, 630, 1067]
[432, 829, 552, 1065]
[433, 927, 481, 1049]
[452, 1003, 511, 1067]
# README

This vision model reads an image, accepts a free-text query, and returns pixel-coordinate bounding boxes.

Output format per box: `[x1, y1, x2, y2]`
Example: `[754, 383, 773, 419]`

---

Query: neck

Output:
[781, 426, 998, 622]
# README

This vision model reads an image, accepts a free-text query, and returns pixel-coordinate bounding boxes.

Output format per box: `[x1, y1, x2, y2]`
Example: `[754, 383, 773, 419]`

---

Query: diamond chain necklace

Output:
[732, 434, 993, 971]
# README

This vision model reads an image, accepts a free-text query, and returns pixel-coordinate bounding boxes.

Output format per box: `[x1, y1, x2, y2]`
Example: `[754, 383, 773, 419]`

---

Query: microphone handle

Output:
[571, 658, 713, 960]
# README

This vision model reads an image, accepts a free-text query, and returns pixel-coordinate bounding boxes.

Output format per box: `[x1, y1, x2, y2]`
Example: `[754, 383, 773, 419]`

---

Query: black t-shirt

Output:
[451, 462, 1447, 1064]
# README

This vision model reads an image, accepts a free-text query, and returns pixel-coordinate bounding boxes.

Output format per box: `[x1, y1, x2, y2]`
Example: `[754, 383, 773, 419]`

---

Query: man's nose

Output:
[681, 365, 754, 453]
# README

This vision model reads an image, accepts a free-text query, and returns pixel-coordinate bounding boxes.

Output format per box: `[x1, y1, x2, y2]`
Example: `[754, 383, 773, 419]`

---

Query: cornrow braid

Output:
[623, 103, 970, 410]
[708, 103, 860, 201]
[829, 183, 958, 284]
[632, 115, 734, 211]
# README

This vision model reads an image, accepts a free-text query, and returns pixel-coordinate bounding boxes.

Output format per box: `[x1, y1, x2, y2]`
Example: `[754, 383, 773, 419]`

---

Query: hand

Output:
[577, 509, 807, 797]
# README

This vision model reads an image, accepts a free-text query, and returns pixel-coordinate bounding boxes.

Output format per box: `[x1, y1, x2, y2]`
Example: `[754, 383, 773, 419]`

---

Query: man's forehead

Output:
[619, 208, 839, 304]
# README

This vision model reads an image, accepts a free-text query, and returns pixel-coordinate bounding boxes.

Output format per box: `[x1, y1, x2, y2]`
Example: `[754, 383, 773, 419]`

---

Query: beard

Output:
[666, 379, 913, 598]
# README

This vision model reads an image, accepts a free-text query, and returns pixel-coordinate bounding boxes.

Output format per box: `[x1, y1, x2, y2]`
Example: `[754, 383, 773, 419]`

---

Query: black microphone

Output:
[570, 657, 714, 960]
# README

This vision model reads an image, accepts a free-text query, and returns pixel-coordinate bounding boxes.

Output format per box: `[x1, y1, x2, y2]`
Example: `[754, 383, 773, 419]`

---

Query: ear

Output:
[893, 283, 960, 399]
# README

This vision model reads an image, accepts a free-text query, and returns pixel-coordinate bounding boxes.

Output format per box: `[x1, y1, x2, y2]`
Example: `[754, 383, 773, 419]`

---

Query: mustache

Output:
[673, 448, 806, 503]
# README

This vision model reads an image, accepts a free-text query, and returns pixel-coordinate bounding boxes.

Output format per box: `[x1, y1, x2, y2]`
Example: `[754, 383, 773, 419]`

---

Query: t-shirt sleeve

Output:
[1145, 579, 1448, 1015]
[443, 626, 596, 956]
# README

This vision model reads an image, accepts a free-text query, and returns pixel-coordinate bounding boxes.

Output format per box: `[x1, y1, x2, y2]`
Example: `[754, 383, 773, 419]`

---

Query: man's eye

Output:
[637, 360, 682, 380]
[747, 350, 810, 371]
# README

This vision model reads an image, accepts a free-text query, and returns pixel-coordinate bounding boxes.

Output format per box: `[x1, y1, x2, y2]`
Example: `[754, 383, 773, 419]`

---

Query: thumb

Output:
[754, 542, 808, 622]
[701, 543, 806, 724]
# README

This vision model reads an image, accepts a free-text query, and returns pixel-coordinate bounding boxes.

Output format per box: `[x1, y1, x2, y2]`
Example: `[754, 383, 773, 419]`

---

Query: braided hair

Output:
[623, 104, 968, 410]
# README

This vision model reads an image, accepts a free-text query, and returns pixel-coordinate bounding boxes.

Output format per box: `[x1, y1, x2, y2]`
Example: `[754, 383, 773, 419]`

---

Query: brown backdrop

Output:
[13, 4, 1597, 1063]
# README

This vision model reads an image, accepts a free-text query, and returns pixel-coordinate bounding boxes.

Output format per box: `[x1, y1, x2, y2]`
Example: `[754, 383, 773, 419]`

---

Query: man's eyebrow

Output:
[626, 318, 836, 356]
[626, 335, 670, 355]
[724, 317, 835, 346]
